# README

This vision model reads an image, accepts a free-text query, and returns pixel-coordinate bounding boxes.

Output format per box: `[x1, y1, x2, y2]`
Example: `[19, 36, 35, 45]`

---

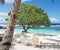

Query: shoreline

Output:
[14, 32, 60, 36]
[0, 32, 60, 36]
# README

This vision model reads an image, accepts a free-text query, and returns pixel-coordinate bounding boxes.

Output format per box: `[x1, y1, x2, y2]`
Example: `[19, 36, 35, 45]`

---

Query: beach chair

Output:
[32, 34, 42, 48]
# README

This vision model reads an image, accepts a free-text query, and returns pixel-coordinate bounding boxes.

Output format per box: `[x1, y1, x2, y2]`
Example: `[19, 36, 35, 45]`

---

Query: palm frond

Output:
[0, 0, 5, 3]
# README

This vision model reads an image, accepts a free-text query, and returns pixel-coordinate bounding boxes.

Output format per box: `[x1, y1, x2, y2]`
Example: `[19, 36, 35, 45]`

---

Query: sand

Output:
[9, 32, 60, 50]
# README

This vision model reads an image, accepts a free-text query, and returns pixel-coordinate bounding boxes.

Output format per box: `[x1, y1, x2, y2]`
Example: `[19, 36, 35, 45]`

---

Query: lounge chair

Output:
[32, 34, 42, 48]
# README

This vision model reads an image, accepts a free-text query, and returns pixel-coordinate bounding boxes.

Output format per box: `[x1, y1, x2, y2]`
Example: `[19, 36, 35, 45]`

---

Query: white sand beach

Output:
[9, 32, 60, 50]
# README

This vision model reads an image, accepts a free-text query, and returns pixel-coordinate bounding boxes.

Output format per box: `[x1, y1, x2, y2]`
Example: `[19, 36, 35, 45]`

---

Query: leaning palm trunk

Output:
[0, 0, 21, 50]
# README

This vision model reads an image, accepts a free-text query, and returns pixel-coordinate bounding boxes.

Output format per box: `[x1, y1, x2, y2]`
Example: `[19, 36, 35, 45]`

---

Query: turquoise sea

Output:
[0, 23, 60, 35]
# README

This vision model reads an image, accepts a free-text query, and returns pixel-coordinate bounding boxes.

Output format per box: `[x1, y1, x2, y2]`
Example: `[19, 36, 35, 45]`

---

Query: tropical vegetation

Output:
[8, 3, 51, 32]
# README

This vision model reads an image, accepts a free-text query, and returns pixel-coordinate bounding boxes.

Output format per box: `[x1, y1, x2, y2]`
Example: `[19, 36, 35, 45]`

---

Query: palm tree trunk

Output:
[0, 0, 21, 50]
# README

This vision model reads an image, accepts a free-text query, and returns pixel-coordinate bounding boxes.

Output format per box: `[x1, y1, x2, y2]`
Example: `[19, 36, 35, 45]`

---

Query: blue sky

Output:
[0, 0, 60, 23]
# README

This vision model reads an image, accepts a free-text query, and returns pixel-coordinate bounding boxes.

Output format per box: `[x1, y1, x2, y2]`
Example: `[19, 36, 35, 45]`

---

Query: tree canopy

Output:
[7, 3, 51, 32]
[18, 3, 50, 32]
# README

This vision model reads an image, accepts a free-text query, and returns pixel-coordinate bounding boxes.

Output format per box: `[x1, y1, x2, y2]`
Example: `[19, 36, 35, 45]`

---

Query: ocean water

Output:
[0, 23, 60, 35]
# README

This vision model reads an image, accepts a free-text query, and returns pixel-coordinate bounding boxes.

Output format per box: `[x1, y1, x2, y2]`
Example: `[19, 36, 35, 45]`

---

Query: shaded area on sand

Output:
[0, 33, 60, 50]
[45, 38, 60, 42]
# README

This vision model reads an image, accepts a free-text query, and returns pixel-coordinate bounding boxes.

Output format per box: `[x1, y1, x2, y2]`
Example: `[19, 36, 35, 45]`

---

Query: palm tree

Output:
[0, 0, 21, 50]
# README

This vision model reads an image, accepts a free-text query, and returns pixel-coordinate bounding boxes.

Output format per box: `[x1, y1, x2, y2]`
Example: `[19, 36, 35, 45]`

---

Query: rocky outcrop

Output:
[0, 26, 6, 29]
[0, 34, 3, 41]
[0, 26, 3, 29]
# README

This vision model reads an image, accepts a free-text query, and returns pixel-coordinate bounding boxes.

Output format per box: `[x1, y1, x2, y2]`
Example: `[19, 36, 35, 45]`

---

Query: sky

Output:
[0, 0, 60, 23]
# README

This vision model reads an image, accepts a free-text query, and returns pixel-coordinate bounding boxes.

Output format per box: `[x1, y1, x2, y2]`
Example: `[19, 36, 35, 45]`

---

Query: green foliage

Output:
[8, 11, 11, 16]
[5, 18, 8, 21]
[18, 4, 50, 26]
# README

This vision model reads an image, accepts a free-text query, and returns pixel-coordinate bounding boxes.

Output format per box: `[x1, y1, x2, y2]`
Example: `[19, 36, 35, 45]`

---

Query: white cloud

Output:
[0, 12, 8, 16]
[0, 17, 5, 20]
[0, 17, 7, 23]
[0, 12, 8, 23]
[5, 0, 31, 3]
[5, 0, 14, 3]
[50, 17, 59, 22]
[22, 0, 31, 2]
